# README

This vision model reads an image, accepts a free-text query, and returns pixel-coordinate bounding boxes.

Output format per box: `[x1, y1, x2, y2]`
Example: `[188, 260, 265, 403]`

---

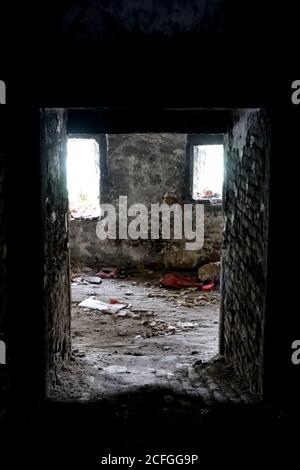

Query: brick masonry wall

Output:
[221, 109, 271, 396]
[69, 133, 224, 270]
[40, 109, 71, 388]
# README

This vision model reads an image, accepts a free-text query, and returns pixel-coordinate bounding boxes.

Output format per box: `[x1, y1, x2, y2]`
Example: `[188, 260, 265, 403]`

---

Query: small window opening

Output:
[67, 138, 100, 218]
[192, 141, 224, 203]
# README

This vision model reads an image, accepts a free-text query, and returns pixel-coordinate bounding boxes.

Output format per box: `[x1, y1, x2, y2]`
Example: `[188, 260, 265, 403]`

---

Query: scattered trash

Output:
[110, 298, 122, 304]
[117, 310, 130, 317]
[147, 292, 166, 298]
[159, 273, 203, 289]
[96, 267, 118, 279]
[72, 276, 87, 284]
[104, 365, 128, 374]
[85, 276, 102, 285]
[131, 313, 142, 319]
[78, 297, 127, 313]
[201, 282, 215, 292]
[177, 321, 199, 328]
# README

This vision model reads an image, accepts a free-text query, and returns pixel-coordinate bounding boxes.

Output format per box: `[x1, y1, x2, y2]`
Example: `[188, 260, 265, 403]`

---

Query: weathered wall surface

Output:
[221, 109, 270, 396]
[40, 109, 71, 388]
[70, 133, 224, 270]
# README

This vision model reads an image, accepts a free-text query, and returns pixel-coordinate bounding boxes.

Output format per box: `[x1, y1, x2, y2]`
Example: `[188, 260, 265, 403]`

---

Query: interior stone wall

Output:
[221, 109, 271, 395]
[40, 109, 71, 388]
[69, 133, 224, 271]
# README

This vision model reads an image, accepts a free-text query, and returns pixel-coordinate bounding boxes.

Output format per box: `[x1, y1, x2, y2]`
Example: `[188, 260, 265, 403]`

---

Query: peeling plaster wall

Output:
[70, 133, 224, 270]
[40, 109, 71, 388]
[221, 109, 271, 396]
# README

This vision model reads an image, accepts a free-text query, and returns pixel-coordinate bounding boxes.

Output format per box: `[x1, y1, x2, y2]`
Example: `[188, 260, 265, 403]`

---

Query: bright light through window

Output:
[193, 145, 224, 200]
[67, 138, 100, 218]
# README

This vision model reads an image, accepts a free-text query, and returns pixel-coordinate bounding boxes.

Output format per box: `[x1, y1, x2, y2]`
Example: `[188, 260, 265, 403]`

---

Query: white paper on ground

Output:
[78, 297, 127, 313]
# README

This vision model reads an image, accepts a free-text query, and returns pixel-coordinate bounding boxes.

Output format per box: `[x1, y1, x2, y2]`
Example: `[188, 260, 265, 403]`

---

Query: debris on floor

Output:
[148, 285, 219, 307]
[85, 276, 102, 285]
[78, 297, 127, 313]
[96, 267, 118, 279]
[72, 275, 102, 285]
[201, 282, 215, 292]
[50, 276, 224, 402]
[159, 272, 203, 289]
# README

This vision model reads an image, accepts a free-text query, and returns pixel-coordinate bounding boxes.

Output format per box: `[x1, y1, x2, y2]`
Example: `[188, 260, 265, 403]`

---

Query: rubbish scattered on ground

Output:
[72, 275, 102, 286]
[72, 277, 87, 284]
[78, 297, 127, 313]
[96, 267, 118, 279]
[131, 313, 142, 319]
[117, 310, 130, 317]
[167, 325, 176, 331]
[201, 282, 215, 292]
[198, 261, 220, 282]
[132, 317, 201, 338]
[159, 272, 203, 289]
[85, 276, 102, 285]
[177, 321, 199, 328]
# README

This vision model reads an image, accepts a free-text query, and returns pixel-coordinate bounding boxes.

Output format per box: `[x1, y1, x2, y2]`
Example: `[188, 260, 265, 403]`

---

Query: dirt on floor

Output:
[48, 271, 234, 402]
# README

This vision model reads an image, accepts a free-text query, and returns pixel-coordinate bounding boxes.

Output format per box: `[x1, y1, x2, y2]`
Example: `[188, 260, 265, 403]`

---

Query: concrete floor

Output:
[10, 277, 280, 465]
[49, 275, 253, 404]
